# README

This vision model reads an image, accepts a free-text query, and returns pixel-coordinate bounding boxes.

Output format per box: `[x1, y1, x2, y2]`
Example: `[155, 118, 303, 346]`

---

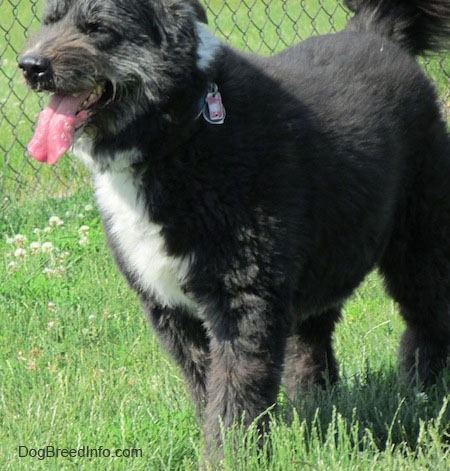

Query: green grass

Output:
[205, 0, 349, 53]
[1, 1, 450, 469]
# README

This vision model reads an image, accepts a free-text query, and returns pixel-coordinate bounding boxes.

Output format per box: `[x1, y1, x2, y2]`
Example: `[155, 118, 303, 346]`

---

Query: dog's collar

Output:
[196, 83, 226, 125]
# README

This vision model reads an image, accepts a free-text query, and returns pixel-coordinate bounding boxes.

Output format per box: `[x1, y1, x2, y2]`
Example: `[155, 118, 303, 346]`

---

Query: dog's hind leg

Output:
[141, 297, 210, 414]
[282, 307, 341, 401]
[379, 136, 450, 386]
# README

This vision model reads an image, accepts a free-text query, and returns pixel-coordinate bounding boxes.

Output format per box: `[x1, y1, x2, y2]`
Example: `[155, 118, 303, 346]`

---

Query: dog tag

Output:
[203, 86, 226, 124]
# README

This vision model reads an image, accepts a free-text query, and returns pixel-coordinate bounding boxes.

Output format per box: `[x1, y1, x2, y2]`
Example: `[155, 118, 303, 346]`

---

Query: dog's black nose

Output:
[19, 55, 52, 88]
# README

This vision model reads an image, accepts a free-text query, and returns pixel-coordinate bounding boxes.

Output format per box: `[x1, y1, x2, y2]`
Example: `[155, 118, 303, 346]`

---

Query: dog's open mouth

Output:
[27, 82, 111, 165]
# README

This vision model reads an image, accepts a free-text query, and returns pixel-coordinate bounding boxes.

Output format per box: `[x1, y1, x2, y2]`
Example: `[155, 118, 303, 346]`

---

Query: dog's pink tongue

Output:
[28, 91, 91, 165]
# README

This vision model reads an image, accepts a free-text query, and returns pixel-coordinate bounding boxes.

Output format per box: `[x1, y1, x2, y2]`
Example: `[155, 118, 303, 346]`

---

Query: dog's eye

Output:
[78, 20, 119, 47]
[83, 22, 109, 36]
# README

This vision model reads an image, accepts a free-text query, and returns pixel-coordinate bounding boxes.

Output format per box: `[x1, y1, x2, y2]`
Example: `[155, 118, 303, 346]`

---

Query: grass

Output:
[204, 0, 349, 53]
[1, 0, 450, 469]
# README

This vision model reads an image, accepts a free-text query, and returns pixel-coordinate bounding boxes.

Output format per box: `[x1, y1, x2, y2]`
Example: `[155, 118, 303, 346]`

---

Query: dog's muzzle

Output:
[19, 55, 54, 90]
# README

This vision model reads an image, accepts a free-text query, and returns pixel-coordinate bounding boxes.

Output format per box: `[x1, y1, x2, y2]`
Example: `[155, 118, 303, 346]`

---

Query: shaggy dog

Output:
[20, 0, 450, 458]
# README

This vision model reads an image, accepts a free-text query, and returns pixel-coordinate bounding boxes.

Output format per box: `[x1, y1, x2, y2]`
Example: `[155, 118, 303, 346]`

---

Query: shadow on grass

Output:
[280, 366, 450, 451]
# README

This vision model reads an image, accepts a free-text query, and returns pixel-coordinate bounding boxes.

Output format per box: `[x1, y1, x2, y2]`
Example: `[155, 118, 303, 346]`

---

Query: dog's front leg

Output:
[202, 285, 290, 460]
[140, 295, 210, 415]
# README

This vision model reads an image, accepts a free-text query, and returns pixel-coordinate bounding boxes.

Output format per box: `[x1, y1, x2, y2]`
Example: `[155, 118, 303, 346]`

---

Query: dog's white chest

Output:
[94, 170, 197, 311]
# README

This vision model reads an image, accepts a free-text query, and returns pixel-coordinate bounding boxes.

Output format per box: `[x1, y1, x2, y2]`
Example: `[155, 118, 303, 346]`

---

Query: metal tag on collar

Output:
[202, 83, 226, 125]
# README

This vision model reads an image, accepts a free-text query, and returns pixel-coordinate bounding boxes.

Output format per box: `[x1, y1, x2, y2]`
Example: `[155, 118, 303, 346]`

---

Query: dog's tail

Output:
[344, 0, 450, 55]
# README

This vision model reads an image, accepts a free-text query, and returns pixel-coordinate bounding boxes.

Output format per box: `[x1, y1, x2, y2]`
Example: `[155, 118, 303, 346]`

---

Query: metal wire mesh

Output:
[1, 0, 449, 203]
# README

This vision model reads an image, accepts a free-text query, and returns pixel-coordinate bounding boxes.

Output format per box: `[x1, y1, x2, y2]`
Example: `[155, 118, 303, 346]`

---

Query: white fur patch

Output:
[196, 22, 222, 71]
[91, 162, 197, 311]
[73, 137, 141, 173]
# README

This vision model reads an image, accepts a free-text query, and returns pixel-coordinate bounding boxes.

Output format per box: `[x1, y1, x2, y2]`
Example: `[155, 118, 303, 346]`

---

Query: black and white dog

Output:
[20, 0, 450, 457]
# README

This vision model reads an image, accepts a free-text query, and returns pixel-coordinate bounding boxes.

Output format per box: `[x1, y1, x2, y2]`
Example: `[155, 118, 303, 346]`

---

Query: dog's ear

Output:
[344, 0, 361, 13]
[188, 0, 208, 24]
[167, 0, 208, 24]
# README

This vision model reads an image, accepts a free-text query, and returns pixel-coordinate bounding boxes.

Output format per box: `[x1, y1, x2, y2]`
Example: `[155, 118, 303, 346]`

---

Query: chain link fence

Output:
[1, 0, 449, 204]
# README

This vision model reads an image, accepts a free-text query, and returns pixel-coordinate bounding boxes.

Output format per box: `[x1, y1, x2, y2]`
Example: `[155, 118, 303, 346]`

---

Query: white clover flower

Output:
[29, 242, 41, 255]
[7, 261, 19, 274]
[49, 216, 64, 227]
[47, 320, 57, 330]
[43, 226, 52, 233]
[48, 302, 57, 312]
[14, 248, 27, 260]
[79, 236, 89, 246]
[58, 252, 69, 264]
[84, 204, 94, 212]
[14, 234, 27, 247]
[41, 242, 55, 253]
[78, 225, 90, 235]
[33, 228, 41, 235]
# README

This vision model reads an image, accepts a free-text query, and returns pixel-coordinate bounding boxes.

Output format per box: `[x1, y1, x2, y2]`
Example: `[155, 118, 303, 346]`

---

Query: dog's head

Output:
[19, 0, 215, 165]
